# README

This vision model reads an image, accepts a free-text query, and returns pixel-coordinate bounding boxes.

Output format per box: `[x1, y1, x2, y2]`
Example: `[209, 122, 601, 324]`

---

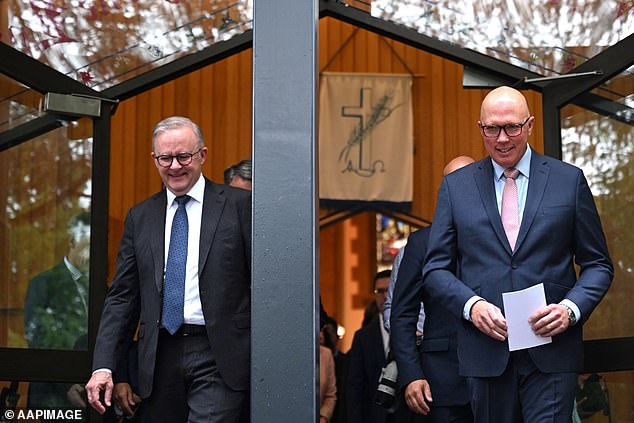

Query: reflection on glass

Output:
[0, 74, 45, 134]
[0, 379, 88, 416]
[0, 120, 93, 351]
[561, 105, 634, 340]
[369, 0, 634, 76]
[575, 371, 634, 422]
[5, 0, 253, 91]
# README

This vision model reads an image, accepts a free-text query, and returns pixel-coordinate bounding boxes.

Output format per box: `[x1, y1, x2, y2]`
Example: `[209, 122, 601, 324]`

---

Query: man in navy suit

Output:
[86, 116, 251, 423]
[347, 270, 413, 423]
[422, 86, 613, 422]
[391, 156, 475, 423]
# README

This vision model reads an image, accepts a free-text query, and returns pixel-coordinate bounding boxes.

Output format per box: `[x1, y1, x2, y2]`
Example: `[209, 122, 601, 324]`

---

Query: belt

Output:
[163, 324, 207, 337]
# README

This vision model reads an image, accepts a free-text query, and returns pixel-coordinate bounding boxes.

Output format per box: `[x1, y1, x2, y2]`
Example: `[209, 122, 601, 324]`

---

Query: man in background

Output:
[24, 211, 91, 410]
[390, 156, 475, 423]
[224, 159, 252, 190]
[347, 270, 413, 423]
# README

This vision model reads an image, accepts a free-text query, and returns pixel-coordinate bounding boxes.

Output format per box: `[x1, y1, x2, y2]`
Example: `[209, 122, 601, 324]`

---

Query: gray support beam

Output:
[252, 1, 319, 422]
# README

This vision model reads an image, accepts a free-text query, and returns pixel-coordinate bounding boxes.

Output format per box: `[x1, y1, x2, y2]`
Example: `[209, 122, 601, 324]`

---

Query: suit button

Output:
[200, 289, 207, 295]
[511, 263, 518, 269]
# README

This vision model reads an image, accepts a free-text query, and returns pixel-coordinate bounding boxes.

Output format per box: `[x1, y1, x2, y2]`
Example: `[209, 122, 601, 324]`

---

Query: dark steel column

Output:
[252, 1, 319, 422]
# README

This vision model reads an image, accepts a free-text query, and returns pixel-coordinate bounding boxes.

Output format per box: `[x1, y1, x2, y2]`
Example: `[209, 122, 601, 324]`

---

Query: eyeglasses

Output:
[373, 288, 388, 295]
[480, 117, 531, 138]
[154, 148, 202, 168]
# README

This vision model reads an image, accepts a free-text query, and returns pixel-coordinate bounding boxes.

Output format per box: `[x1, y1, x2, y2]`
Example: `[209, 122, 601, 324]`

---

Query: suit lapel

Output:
[150, 190, 167, 294]
[198, 178, 226, 276]
[514, 151, 549, 252]
[474, 158, 511, 253]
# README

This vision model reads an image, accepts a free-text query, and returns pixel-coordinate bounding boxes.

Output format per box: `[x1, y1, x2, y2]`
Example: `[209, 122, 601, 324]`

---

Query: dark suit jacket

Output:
[423, 150, 613, 378]
[24, 261, 88, 409]
[92, 178, 252, 396]
[390, 226, 469, 407]
[24, 260, 88, 350]
[346, 318, 389, 423]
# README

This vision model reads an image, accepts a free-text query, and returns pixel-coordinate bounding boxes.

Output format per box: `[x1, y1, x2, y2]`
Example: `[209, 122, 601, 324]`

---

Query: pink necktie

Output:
[501, 168, 520, 251]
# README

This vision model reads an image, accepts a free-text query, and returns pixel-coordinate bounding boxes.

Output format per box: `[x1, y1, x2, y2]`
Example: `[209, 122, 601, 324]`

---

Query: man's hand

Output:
[529, 304, 569, 337]
[113, 383, 142, 417]
[66, 384, 86, 408]
[404, 379, 432, 415]
[470, 300, 507, 341]
[85, 371, 113, 414]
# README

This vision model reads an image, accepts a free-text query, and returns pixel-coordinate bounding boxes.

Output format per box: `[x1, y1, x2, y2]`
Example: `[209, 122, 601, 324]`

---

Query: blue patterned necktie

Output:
[162, 195, 191, 334]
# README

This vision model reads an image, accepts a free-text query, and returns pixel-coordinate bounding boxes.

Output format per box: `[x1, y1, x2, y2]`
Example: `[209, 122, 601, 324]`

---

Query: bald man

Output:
[422, 86, 613, 422]
[390, 156, 475, 423]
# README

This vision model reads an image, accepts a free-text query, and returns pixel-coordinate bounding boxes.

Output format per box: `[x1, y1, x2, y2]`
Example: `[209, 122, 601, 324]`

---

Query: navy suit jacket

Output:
[93, 178, 252, 396]
[391, 226, 469, 407]
[423, 150, 613, 377]
[346, 318, 390, 423]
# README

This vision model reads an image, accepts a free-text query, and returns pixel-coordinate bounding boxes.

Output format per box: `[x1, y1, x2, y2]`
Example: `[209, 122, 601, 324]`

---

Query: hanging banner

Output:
[319, 72, 413, 204]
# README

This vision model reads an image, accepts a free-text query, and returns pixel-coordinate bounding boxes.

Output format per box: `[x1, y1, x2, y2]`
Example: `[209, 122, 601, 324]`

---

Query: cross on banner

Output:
[319, 72, 413, 204]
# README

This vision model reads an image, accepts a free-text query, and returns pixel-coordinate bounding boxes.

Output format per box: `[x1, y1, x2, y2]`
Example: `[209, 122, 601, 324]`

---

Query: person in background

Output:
[322, 316, 349, 423]
[24, 212, 91, 410]
[390, 156, 475, 423]
[347, 270, 414, 423]
[320, 344, 337, 423]
[422, 86, 613, 422]
[224, 159, 252, 190]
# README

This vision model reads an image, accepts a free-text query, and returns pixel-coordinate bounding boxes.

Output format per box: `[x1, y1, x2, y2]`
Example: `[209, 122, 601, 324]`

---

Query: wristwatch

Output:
[563, 304, 577, 326]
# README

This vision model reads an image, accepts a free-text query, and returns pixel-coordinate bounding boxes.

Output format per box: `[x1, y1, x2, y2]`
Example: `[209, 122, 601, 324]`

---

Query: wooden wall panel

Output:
[107, 17, 544, 350]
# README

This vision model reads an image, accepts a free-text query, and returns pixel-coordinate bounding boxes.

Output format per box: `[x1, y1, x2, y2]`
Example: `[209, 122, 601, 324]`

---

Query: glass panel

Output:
[4, 0, 253, 91]
[0, 74, 45, 134]
[368, 0, 634, 77]
[592, 66, 634, 120]
[575, 371, 634, 422]
[561, 104, 634, 340]
[0, 120, 93, 351]
[0, 379, 88, 416]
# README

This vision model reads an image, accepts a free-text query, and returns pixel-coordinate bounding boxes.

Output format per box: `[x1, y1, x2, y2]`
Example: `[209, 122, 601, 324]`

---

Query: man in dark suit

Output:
[391, 156, 475, 423]
[347, 270, 412, 423]
[24, 211, 91, 410]
[86, 116, 251, 423]
[422, 86, 614, 422]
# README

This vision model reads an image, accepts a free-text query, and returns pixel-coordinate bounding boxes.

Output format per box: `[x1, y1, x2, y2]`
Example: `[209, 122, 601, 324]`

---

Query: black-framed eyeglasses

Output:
[480, 117, 531, 138]
[373, 288, 388, 295]
[154, 148, 202, 168]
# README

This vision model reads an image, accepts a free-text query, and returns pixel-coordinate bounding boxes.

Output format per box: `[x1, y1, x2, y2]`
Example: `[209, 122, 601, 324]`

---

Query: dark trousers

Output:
[467, 350, 577, 423]
[425, 404, 473, 423]
[144, 328, 247, 423]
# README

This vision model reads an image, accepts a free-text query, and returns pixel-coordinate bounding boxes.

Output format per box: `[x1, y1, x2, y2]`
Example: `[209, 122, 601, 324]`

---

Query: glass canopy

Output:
[0, 73, 44, 133]
[3, 0, 252, 91]
[370, 0, 634, 77]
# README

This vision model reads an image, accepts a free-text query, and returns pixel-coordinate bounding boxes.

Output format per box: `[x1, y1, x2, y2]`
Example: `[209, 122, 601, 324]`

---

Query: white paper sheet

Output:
[502, 283, 552, 351]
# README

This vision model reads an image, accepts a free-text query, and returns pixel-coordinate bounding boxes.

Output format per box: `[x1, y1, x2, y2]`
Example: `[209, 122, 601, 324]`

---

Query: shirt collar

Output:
[166, 174, 205, 207]
[63, 256, 83, 281]
[492, 145, 532, 181]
